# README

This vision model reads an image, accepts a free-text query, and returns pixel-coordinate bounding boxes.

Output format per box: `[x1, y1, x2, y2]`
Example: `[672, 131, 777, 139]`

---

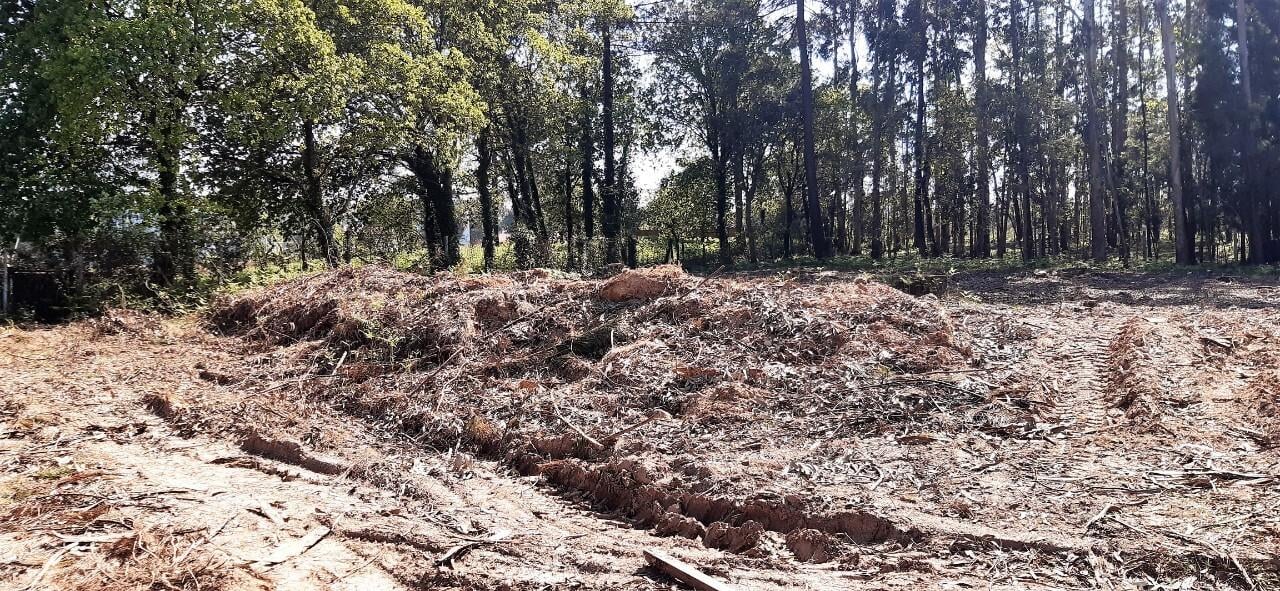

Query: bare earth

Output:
[2, 267, 1279, 590]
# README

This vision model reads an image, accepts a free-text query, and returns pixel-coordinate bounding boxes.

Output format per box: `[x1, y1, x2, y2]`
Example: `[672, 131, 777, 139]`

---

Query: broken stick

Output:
[255, 526, 330, 567]
[436, 528, 511, 568]
[603, 409, 673, 443]
[643, 549, 735, 591]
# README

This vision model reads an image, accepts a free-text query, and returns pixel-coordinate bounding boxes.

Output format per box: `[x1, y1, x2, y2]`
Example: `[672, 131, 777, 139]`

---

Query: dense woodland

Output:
[1, 0, 1279, 307]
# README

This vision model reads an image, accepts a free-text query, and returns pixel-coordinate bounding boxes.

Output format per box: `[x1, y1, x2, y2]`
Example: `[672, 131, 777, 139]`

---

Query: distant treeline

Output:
[1, 0, 1278, 311]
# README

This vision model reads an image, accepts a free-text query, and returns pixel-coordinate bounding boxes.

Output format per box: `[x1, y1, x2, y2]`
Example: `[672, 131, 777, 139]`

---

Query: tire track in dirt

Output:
[1073, 315, 1120, 433]
[1020, 304, 1120, 434]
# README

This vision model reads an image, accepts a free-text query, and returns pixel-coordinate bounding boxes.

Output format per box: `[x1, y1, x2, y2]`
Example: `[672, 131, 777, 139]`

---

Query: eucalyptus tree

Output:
[1156, 0, 1190, 264]
[863, 0, 907, 259]
[972, 0, 991, 257]
[1081, 0, 1108, 261]
[797, 0, 833, 258]
[645, 0, 785, 266]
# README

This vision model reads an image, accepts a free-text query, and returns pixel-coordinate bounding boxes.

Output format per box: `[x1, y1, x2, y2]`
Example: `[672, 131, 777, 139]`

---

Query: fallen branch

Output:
[1083, 503, 1114, 532]
[603, 409, 672, 442]
[23, 545, 71, 591]
[554, 411, 605, 449]
[255, 526, 330, 567]
[436, 528, 511, 568]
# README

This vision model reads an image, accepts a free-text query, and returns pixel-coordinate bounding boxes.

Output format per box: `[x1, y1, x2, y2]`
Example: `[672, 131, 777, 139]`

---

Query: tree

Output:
[973, 0, 992, 258]
[9, 0, 240, 284]
[798, 0, 833, 259]
[602, 20, 621, 263]
[1157, 0, 1191, 264]
[1235, 0, 1260, 263]
[647, 0, 781, 266]
[1083, 0, 1109, 262]
[1111, 0, 1132, 263]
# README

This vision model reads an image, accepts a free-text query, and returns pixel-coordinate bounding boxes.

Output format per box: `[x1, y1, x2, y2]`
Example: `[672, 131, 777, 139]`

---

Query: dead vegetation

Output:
[202, 267, 982, 541]
[4, 266, 1280, 590]
[0, 444, 254, 591]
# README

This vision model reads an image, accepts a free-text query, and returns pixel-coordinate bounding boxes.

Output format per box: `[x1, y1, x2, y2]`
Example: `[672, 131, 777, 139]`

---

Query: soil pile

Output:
[205, 265, 979, 553]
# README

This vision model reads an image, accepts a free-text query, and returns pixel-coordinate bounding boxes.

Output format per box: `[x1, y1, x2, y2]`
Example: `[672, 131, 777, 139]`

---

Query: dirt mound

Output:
[599, 265, 688, 302]
[11, 268, 1280, 589]
[210, 266, 969, 380]
[201, 266, 978, 555]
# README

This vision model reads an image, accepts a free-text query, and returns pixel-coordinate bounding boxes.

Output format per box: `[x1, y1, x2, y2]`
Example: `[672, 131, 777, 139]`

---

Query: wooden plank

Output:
[642, 549, 735, 591]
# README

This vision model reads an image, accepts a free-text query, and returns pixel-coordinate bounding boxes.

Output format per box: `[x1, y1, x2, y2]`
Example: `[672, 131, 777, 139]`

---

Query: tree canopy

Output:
[2, 0, 1279, 311]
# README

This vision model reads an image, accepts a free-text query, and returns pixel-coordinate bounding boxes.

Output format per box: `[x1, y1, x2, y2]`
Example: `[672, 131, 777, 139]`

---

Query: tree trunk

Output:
[1236, 0, 1262, 263]
[299, 231, 309, 272]
[302, 119, 339, 268]
[869, 47, 894, 260]
[153, 145, 191, 284]
[744, 147, 764, 263]
[476, 128, 496, 271]
[1112, 0, 1131, 263]
[1180, 0, 1198, 260]
[601, 23, 620, 264]
[798, 0, 832, 259]
[408, 144, 461, 268]
[1137, 0, 1157, 259]
[579, 85, 596, 240]
[974, 0, 992, 258]
[780, 144, 797, 260]
[733, 147, 747, 255]
[996, 155, 1008, 257]
[847, 0, 865, 255]
[1011, 0, 1036, 261]
[714, 140, 732, 267]
[911, 0, 929, 257]
[508, 123, 534, 232]
[1083, 0, 1108, 262]
[563, 163, 575, 270]
[1157, 0, 1191, 264]
[524, 151, 549, 240]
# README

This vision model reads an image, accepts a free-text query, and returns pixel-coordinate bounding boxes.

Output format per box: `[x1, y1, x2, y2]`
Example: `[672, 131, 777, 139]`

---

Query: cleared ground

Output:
[2, 266, 1278, 590]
